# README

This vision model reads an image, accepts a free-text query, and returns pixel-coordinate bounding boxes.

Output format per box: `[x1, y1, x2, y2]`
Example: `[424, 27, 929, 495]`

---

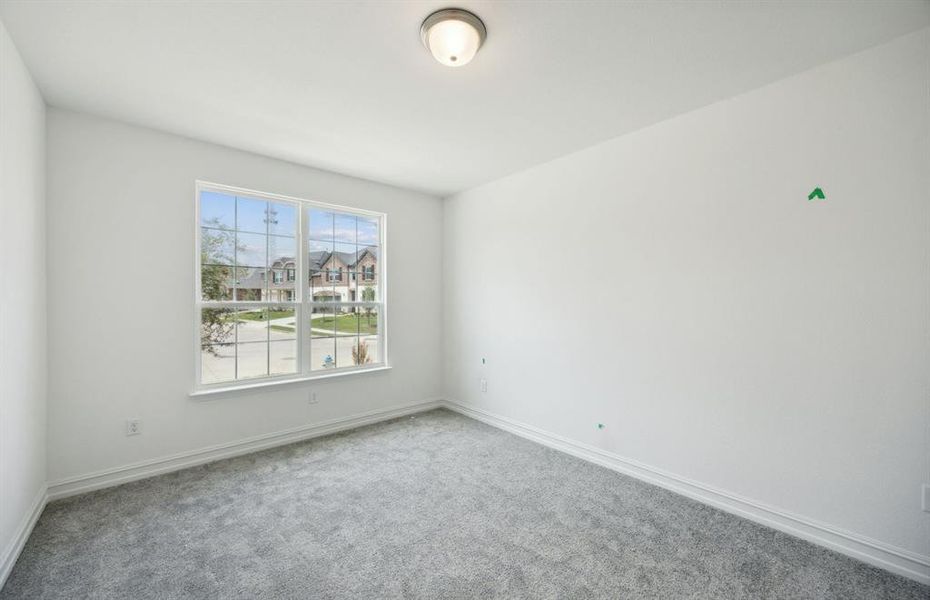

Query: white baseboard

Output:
[441, 399, 930, 586]
[47, 398, 442, 501]
[0, 484, 48, 590]
[26, 398, 930, 587]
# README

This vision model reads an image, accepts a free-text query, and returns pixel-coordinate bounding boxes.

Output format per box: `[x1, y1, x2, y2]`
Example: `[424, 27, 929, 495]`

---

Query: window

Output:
[196, 182, 385, 388]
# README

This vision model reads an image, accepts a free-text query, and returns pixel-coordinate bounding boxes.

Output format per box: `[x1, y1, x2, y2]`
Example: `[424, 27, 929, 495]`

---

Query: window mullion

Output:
[266, 207, 271, 377]
[299, 205, 311, 375]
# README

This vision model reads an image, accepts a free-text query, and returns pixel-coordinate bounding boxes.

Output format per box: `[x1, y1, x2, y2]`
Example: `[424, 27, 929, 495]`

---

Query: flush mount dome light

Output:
[420, 8, 487, 67]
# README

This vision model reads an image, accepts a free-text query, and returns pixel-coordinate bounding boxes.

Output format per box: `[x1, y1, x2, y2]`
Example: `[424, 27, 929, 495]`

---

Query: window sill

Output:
[190, 364, 391, 400]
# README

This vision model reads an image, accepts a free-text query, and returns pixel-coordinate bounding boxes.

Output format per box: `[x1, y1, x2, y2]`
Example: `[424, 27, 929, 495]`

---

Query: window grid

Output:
[305, 205, 381, 373]
[196, 182, 385, 389]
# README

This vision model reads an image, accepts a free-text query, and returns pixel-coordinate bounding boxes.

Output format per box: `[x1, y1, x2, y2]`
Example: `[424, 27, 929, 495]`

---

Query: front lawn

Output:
[223, 309, 376, 335]
[313, 313, 378, 335]
[237, 309, 293, 321]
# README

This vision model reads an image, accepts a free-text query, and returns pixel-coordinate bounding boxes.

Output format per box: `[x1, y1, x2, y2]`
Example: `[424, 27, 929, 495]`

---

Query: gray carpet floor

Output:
[2, 409, 927, 599]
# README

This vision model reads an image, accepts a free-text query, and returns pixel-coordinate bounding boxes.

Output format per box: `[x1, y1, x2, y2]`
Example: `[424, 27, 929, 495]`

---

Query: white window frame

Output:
[193, 181, 388, 395]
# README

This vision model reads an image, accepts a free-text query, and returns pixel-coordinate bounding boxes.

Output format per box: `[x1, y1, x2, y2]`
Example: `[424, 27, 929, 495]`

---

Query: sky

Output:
[200, 190, 379, 267]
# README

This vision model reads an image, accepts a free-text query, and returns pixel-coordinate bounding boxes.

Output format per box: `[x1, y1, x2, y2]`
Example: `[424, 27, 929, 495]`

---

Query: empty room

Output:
[1, 1, 928, 598]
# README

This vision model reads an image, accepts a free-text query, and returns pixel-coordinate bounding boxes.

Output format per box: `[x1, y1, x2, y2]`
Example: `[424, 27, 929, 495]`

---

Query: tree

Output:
[362, 286, 375, 328]
[200, 222, 237, 354]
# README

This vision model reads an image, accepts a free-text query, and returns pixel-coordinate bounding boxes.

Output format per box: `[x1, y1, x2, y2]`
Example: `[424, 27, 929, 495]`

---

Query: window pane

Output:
[200, 308, 237, 347]
[237, 342, 268, 379]
[270, 340, 297, 376]
[237, 196, 268, 234]
[334, 213, 356, 243]
[311, 336, 336, 372]
[268, 232, 296, 302]
[310, 302, 335, 369]
[335, 308, 360, 337]
[352, 246, 379, 301]
[201, 344, 235, 384]
[201, 227, 234, 265]
[361, 247, 378, 281]
[235, 304, 269, 380]
[331, 273, 347, 302]
[336, 309, 359, 368]
[334, 241, 356, 258]
[359, 245, 378, 266]
[357, 216, 379, 246]
[200, 191, 235, 230]
[201, 264, 234, 301]
[336, 336, 356, 368]
[311, 272, 335, 303]
[353, 279, 378, 303]
[334, 242, 356, 275]
[269, 270, 293, 302]
[309, 209, 334, 241]
[236, 232, 267, 267]
[309, 238, 333, 261]
[268, 202, 297, 236]
[234, 267, 266, 300]
[358, 305, 378, 336]
[311, 306, 336, 337]
[311, 278, 336, 302]
[236, 308, 268, 343]
[330, 244, 351, 285]
[269, 306, 297, 341]
[357, 307, 382, 364]
[268, 235, 296, 266]
[309, 239, 332, 301]
[352, 281, 378, 303]
[359, 335, 379, 364]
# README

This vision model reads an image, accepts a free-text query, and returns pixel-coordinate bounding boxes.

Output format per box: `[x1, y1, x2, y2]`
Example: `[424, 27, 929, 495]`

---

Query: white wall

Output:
[0, 20, 47, 582]
[443, 27, 930, 574]
[46, 109, 442, 485]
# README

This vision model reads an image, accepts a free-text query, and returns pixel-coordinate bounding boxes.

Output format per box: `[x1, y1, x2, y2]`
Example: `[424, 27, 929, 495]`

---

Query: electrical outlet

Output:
[126, 419, 141, 436]
[480, 378, 487, 393]
[922, 484, 930, 513]
[309, 391, 319, 404]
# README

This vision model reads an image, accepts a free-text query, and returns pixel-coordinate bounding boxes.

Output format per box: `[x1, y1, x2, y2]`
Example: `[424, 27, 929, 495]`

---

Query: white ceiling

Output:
[2, 1, 928, 196]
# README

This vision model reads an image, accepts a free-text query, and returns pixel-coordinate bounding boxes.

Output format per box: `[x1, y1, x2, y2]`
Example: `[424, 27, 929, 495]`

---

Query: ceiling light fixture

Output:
[420, 8, 487, 67]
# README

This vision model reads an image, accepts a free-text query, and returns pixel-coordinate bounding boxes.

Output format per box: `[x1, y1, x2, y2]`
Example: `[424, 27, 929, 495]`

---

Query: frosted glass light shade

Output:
[420, 9, 487, 68]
